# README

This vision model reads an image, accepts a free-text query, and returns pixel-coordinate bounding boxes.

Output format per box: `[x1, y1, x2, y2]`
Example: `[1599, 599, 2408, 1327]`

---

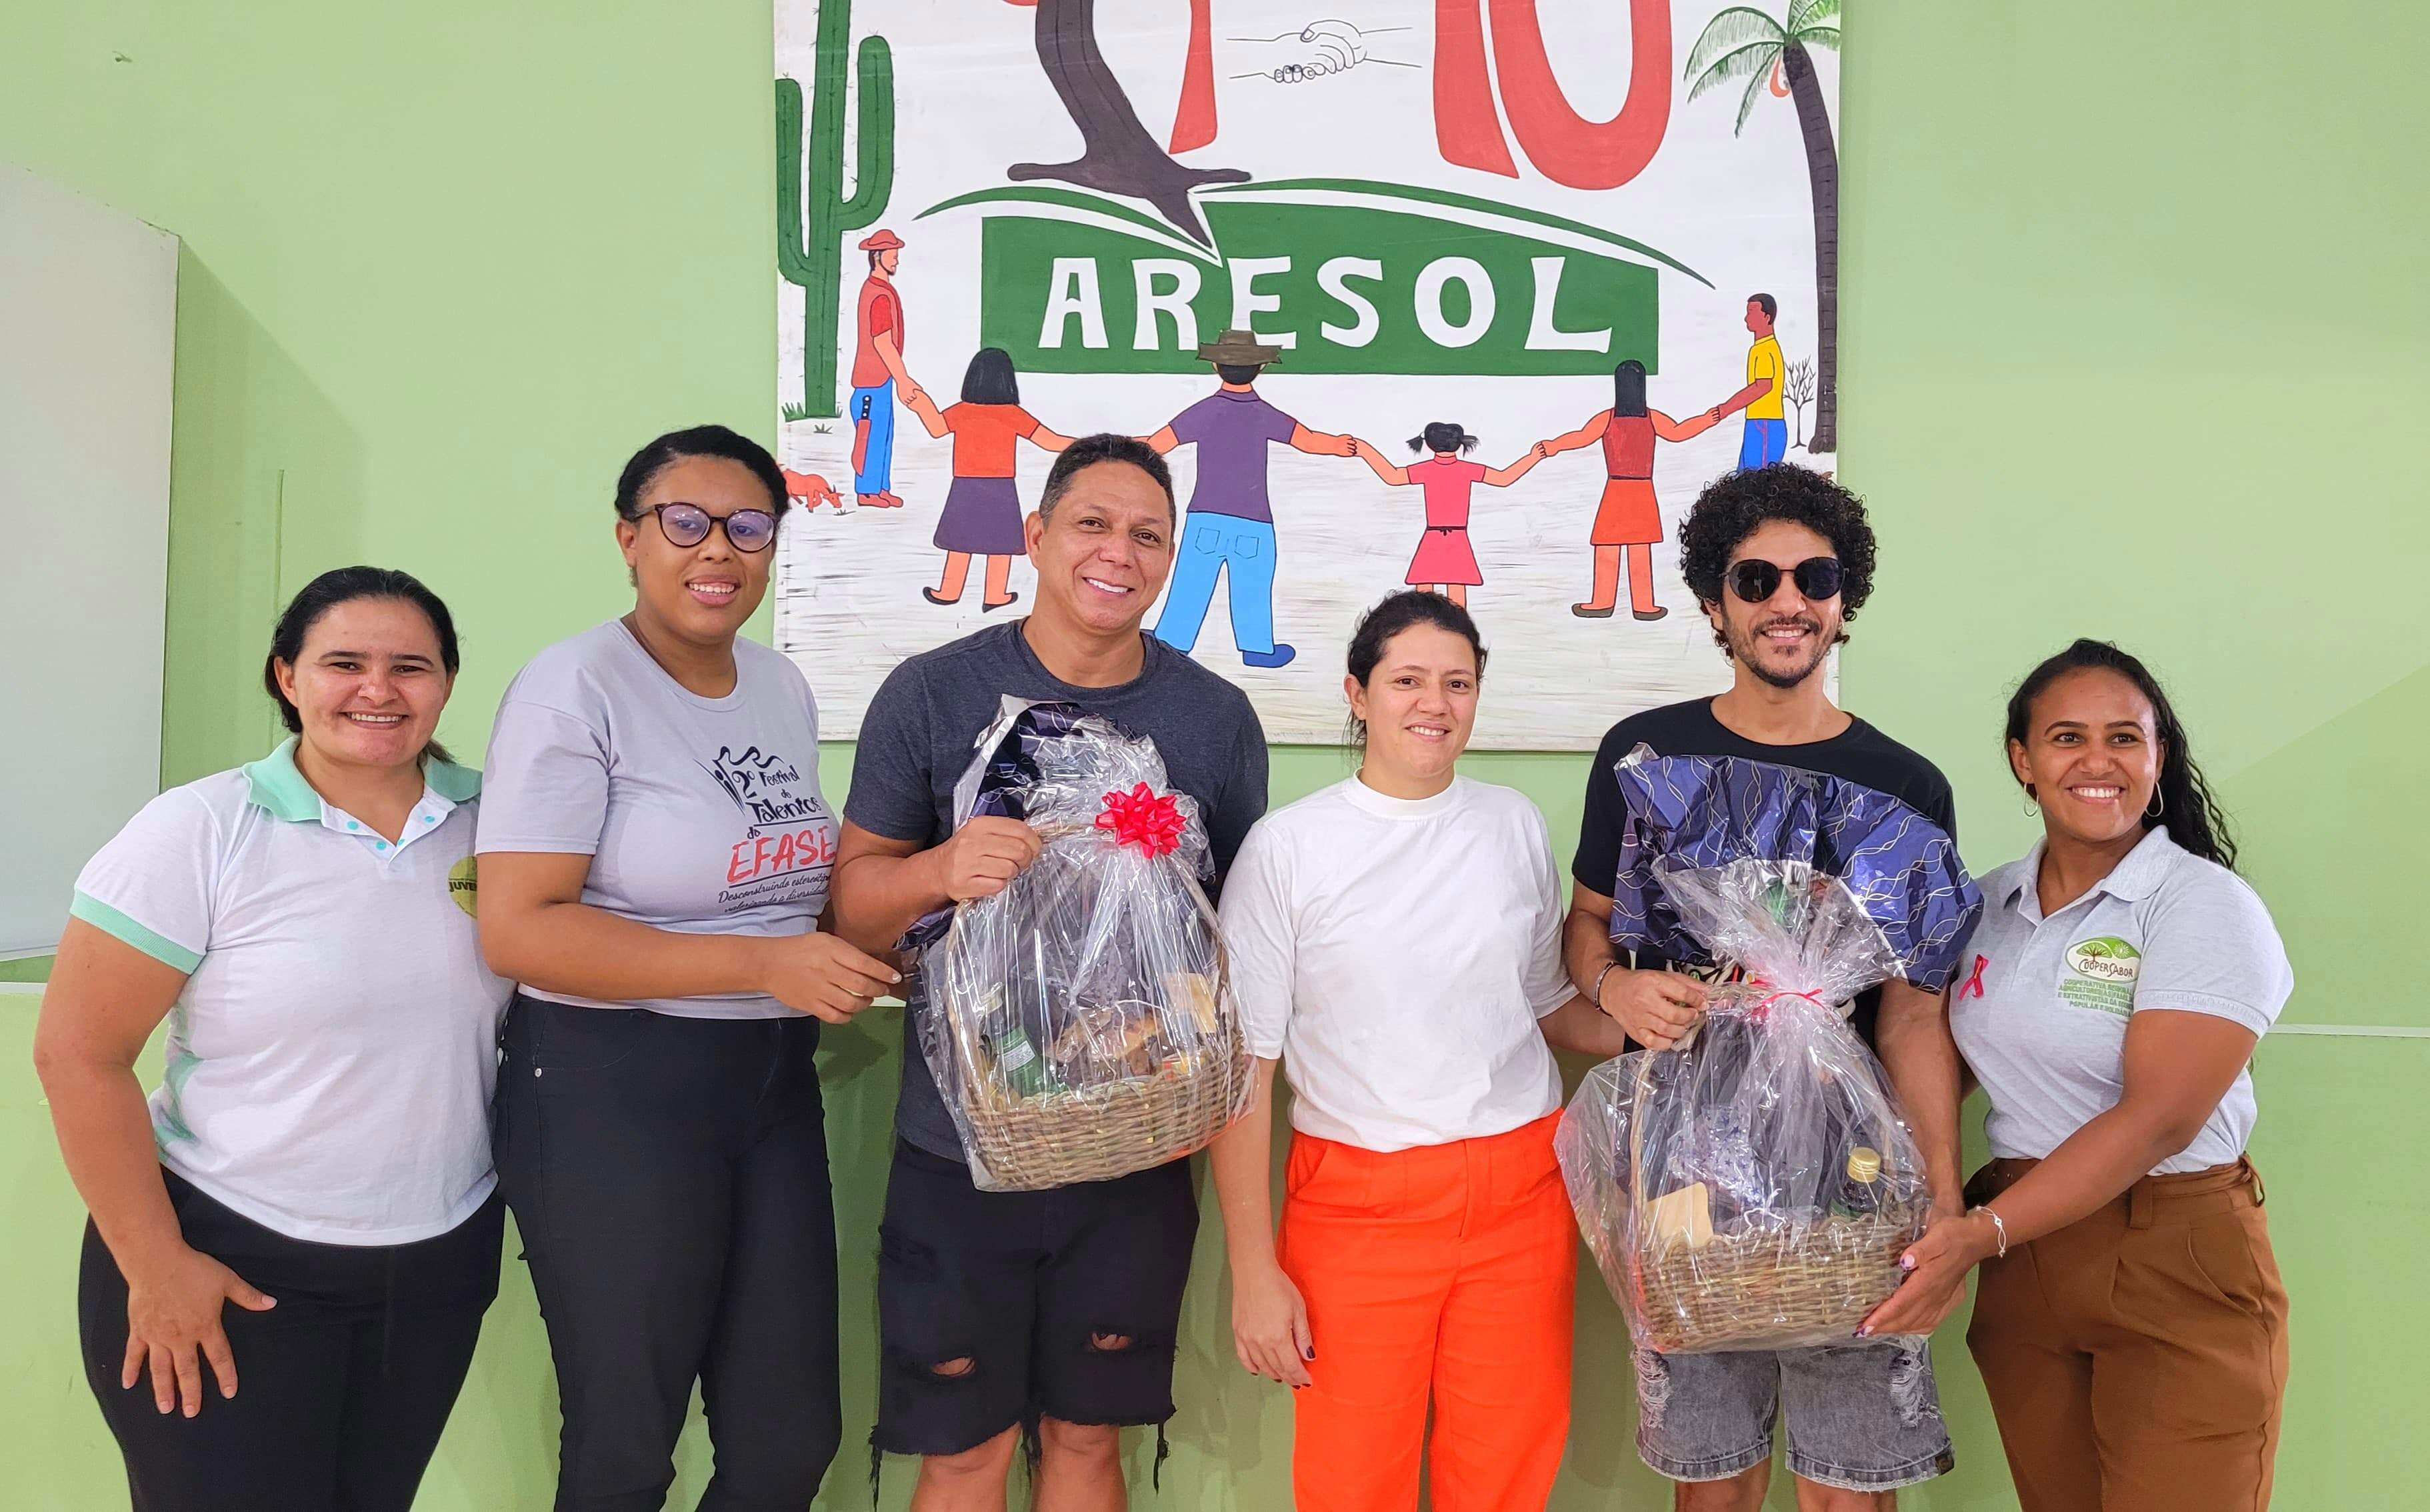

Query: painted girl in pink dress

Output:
[1349, 423, 1549, 608]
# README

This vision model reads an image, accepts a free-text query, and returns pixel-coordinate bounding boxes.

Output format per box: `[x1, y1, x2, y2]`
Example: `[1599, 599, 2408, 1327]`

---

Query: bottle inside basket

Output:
[983, 1019, 1053, 1098]
[1829, 1145, 1884, 1219]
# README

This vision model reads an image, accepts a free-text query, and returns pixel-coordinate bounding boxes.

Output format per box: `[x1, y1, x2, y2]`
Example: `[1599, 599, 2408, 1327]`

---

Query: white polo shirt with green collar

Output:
[1950, 825, 2293, 1177]
[69, 738, 514, 1245]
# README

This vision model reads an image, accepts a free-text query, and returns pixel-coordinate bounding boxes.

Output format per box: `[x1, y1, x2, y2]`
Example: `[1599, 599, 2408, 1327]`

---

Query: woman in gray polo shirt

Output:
[1867, 639, 2291, 1512]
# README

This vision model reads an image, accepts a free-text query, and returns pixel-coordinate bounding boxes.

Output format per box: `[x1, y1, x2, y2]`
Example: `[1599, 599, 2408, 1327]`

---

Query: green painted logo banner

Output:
[976, 197, 1659, 377]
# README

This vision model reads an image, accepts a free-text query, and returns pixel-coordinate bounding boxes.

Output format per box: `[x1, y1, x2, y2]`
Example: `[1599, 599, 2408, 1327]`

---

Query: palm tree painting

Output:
[1684, 1, 1842, 453]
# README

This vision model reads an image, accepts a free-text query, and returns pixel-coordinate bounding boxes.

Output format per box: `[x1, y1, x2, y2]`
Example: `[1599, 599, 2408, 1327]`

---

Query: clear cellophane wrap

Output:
[1555, 749, 1981, 1353]
[909, 697, 1253, 1191]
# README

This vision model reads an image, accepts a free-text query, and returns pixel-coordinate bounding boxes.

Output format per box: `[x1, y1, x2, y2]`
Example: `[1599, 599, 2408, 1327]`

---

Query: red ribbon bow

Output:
[1959, 954, 1989, 1001]
[1095, 783, 1187, 857]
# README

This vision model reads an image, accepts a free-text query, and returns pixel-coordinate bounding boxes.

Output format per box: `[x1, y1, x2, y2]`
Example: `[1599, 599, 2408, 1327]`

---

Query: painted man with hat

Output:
[1141, 329, 1355, 669]
[849, 228, 917, 509]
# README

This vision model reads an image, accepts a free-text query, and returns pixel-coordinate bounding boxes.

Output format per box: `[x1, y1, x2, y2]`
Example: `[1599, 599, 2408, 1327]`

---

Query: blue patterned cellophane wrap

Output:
[1555, 747, 1986, 1352]
[906, 697, 1251, 1191]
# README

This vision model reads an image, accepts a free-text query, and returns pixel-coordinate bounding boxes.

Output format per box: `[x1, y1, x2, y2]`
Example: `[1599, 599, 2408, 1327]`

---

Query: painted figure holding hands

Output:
[1544, 360, 1719, 621]
[1351, 423, 1548, 607]
[903, 347, 1073, 611]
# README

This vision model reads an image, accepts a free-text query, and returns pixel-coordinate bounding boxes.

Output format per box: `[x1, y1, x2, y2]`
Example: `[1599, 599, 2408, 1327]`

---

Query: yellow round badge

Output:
[448, 855, 479, 917]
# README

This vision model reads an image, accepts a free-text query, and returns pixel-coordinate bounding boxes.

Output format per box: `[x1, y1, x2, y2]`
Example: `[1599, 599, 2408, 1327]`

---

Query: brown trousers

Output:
[1965, 1157, 2290, 1512]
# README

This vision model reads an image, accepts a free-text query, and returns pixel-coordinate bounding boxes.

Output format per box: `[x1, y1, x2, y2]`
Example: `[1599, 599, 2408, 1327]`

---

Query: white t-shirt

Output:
[69, 740, 513, 1245]
[1951, 827, 2293, 1175]
[477, 619, 837, 1019]
[1219, 774, 1573, 1152]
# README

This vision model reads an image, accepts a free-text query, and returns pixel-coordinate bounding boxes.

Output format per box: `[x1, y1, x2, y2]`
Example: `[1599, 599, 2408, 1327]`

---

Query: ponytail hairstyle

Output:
[1406, 421, 1479, 455]
[262, 566, 461, 765]
[1342, 590, 1488, 747]
[2003, 638, 2237, 869]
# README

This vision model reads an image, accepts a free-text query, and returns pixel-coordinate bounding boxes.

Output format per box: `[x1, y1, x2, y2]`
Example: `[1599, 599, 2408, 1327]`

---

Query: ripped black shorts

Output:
[873, 1138, 1199, 1458]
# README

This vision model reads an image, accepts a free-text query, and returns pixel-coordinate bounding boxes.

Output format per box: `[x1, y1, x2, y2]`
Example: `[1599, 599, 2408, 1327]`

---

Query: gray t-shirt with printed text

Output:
[478, 619, 839, 1021]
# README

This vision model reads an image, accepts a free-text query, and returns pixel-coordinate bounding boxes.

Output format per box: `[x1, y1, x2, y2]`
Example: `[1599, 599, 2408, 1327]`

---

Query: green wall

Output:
[4, 2, 2423, 1507]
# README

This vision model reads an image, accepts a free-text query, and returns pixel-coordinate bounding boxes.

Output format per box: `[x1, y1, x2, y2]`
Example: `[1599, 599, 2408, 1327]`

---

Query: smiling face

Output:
[617, 455, 777, 648]
[2011, 667, 2164, 849]
[1023, 460, 1175, 638]
[1707, 519, 1843, 690]
[1347, 621, 1481, 788]
[273, 597, 453, 772]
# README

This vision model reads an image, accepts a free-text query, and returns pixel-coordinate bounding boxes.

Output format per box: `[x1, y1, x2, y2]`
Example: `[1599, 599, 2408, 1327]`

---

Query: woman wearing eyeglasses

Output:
[477, 425, 899, 1509]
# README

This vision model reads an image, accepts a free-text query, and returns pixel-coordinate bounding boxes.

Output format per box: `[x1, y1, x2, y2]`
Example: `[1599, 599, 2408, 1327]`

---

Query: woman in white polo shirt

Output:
[1210, 591, 1631, 1512]
[476, 425, 899, 1510]
[1864, 639, 2293, 1512]
[35, 567, 511, 1512]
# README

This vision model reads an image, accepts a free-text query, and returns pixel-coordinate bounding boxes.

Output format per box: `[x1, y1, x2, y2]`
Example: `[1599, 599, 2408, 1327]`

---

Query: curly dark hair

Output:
[1677, 464, 1879, 649]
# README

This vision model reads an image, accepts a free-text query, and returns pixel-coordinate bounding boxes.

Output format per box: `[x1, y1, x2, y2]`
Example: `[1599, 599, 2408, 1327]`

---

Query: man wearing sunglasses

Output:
[1562, 464, 1968, 1509]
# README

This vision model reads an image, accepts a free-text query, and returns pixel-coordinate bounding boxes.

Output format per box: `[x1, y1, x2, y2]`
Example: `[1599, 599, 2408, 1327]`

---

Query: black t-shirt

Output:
[1569, 697, 1957, 1048]
[845, 622, 1270, 1159]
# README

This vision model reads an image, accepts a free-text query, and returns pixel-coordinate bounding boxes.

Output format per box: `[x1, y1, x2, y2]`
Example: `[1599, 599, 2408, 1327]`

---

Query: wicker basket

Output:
[1623, 1052, 1914, 1353]
[1629, 1211, 1913, 1353]
[953, 1041, 1251, 1191]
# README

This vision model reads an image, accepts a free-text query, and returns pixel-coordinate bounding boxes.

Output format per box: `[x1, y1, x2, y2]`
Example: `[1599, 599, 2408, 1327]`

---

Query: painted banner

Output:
[774, 1, 1841, 748]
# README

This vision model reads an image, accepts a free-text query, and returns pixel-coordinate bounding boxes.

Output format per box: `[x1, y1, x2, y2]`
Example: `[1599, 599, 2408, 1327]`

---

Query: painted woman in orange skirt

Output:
[1543, 360, 1718, 621]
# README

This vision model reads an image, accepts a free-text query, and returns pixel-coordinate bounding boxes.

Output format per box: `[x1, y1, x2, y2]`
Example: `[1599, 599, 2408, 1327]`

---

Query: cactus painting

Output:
[777, 0, 894, 420]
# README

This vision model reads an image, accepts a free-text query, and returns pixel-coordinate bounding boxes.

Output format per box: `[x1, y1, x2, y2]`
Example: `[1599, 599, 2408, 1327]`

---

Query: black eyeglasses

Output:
[1727, 556, 1843, 603]
[641, 502, 778, 553]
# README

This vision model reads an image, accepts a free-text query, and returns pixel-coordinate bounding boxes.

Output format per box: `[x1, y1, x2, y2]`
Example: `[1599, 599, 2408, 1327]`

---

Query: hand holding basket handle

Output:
[927, 816, 1043, 903]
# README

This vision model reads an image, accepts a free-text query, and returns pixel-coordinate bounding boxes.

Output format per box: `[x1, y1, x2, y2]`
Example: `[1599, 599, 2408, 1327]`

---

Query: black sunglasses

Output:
[1727, 555, 1843, 604]
[643, 502, 778, 553]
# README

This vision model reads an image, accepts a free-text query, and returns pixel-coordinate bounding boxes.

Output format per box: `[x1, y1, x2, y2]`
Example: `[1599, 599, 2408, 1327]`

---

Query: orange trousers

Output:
[1277, 1113, 1575, 1512]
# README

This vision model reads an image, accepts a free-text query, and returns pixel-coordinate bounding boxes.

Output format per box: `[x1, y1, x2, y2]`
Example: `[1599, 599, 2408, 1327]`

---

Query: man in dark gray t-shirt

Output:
[831, 434, 1267, 1501]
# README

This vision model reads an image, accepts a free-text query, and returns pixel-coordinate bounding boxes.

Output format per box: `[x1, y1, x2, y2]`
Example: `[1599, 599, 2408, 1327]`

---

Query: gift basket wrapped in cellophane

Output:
[907, 697, 1253, 1191]
[1555, 747, 1982, 1353]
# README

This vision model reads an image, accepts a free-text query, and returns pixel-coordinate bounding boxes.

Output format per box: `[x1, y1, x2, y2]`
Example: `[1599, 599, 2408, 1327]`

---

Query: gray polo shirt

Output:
[1950, 826, 2293, 1174]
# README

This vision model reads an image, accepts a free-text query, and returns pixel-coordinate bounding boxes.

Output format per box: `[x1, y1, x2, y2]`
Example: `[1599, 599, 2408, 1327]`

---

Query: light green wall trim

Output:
[0, 956, 53, 984]
[1, 1, 2421, 1508]
[66, 892, 202, 974]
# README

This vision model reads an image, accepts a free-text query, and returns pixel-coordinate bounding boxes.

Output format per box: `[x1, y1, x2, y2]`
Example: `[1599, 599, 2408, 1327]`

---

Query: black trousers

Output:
[495, 995, 843, 1512]
[77, 1169, 503, 1512]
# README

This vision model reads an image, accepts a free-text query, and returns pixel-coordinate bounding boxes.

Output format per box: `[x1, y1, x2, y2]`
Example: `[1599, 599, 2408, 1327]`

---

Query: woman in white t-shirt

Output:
[476, 425, 899, 1508]
[35, 567, 513, 1512]
[1863, 639, 2293, 1512]
[1209, 591, 1631, 1512]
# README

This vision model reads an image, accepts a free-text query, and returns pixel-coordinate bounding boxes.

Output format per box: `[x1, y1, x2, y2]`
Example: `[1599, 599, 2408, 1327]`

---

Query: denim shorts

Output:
[1633, 1339, 1956, 1491]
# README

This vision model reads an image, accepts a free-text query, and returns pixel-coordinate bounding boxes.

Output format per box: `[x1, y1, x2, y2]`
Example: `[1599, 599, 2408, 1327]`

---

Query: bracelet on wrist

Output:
[1591, 959, 1625, 1005]
[1968, 1204, 2010, 1260]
